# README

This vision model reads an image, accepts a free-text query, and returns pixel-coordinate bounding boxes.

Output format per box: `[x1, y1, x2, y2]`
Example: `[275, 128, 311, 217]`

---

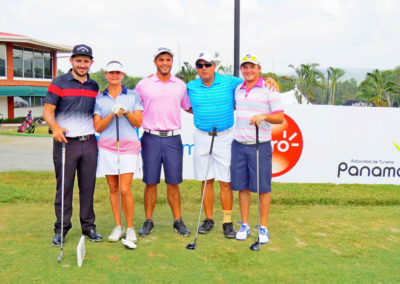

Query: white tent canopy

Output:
[279, 85, 310, 105]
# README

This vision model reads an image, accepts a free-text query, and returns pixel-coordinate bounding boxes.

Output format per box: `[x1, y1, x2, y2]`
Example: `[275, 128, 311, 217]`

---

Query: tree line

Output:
[60, 59, 399, 107]
[270, 64, 400, 107]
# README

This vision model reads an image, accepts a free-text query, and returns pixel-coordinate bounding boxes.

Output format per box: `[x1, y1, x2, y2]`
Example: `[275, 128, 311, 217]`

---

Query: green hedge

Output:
[0, 116, 44, 123]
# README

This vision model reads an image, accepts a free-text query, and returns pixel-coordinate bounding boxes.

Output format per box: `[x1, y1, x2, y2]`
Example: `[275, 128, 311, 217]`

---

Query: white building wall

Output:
[14, 106, 44, 119]
[0, 96, 7, 118]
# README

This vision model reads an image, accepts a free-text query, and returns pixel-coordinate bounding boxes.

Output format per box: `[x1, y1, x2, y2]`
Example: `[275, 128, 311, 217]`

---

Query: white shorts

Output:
[193, 127, 233, 182]
[96, 148, 138, 177]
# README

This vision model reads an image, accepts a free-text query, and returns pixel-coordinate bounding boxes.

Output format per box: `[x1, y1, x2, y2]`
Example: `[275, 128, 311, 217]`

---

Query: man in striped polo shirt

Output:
[187, 52, 278, 239]
[231, 54, 284, 244]
[43, 44, 103, 245]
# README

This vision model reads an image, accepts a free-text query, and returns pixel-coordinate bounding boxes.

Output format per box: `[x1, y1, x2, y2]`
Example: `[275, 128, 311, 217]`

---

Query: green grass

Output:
[0, 172, 399, 283]
[0, 124, 51, 137]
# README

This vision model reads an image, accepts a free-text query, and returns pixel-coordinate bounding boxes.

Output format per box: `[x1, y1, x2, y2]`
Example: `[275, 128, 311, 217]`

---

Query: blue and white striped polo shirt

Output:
[187, 73, 243, 132]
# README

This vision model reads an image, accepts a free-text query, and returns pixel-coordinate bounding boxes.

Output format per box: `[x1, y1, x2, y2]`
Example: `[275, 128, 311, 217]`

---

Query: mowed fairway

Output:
[0, 172, 399, 283]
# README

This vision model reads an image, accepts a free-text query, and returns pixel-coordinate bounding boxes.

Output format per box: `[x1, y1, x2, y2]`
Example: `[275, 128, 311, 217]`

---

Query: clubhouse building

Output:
[0, 32, 71, 119]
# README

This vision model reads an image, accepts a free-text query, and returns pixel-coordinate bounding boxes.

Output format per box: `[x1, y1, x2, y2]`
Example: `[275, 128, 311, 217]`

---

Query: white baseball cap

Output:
[240, 54, 261, 66]
[106, 60, 124, 72]
[154, 47, 174, 59]
[195, 51, 214, 64]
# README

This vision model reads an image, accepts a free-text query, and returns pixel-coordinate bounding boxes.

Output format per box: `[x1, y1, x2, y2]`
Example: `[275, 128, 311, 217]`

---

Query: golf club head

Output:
[77, 235, 86, 267]
[57, 252, 63, 263]
[186, 242, 196, 250]
[250, 241, 260, 251]
[121, 238, 137, 250]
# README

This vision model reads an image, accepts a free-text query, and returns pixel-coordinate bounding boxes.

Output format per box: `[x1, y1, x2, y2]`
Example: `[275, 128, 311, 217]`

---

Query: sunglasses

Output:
[196, 62, 213, 69]
[242, 55, 258, 61]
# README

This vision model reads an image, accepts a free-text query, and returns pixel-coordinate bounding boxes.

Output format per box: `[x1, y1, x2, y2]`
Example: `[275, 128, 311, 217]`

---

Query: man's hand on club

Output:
[250, 114, 267, 127]
[53, 126, 68, 143]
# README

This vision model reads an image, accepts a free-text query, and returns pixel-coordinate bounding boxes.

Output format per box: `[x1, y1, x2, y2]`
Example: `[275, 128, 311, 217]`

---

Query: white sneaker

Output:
[236, 223, 250, 241]
[126, 227, 137, 243]
[121, 238, 137, 249]
[107, 226, 124, 242]
[259, 226, 269, 244]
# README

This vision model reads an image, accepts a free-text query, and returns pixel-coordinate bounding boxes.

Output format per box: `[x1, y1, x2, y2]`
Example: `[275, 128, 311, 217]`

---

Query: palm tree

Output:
[288, 63, 324, 103]
[359, 69, 398, 107]
[217, 65, 233, 75]
[175, 62, 197, 83]
[327, 67, 345, 105]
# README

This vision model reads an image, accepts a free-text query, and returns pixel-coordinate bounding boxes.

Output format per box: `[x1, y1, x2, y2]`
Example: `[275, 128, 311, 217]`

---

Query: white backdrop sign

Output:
[137, 105, 400, 185]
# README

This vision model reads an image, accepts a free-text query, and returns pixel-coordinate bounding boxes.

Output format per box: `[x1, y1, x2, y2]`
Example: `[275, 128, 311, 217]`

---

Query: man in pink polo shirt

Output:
[135, 47, 192, 237]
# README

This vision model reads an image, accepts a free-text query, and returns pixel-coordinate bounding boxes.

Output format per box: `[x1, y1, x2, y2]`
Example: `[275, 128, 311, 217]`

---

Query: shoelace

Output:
[255, 225, 267, 235]
[237, 221, 249, 232]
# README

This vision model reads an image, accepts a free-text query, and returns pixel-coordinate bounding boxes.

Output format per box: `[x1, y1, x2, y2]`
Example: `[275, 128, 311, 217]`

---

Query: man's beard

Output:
[72, 66, 89, 78]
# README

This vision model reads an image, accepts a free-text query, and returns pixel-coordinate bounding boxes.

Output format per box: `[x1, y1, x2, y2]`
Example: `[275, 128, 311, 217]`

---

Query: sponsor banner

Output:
[272, 105, 400, 184]
[137, 105, 400, 185]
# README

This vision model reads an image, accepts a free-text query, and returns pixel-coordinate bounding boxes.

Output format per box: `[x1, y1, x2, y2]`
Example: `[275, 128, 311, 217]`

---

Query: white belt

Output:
[235, 140, 269, 145]
[144, 129, 180, 137]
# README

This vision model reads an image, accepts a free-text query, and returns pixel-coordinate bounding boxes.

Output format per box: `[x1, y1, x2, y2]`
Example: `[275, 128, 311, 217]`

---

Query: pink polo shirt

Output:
[135, 74, 191, 131]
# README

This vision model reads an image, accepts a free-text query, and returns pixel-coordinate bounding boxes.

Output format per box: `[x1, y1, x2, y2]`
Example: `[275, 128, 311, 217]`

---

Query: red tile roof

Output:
[0, 32, 72, 52]
[0, 32, 26, 37]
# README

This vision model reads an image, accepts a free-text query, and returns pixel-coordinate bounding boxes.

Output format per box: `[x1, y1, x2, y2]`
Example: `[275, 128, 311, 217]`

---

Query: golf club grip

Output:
[255, 125, 259, 146]
[209, 126, 217, 155]
[115, 115, 120, 143]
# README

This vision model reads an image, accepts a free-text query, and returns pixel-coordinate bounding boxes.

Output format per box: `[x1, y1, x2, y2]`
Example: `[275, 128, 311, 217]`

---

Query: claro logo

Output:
[271, 114, 303, 177]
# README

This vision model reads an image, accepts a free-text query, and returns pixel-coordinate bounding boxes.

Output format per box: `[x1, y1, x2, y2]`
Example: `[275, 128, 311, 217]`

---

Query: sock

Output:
[223, 210, 232, 223]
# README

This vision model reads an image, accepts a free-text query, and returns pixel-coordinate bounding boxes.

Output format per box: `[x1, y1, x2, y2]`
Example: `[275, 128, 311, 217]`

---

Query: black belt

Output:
[68, 134, 95, 141]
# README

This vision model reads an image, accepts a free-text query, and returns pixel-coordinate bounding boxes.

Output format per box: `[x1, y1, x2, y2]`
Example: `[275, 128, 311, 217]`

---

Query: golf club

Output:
[250, 125, 261, 251]
[57, 140, 66, 262]
[116, 115, 122, 233]
[186, 126, 217, 250]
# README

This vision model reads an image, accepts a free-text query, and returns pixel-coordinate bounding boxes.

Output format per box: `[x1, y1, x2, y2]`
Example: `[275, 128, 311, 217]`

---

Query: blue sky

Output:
[1, 0, 399, 76]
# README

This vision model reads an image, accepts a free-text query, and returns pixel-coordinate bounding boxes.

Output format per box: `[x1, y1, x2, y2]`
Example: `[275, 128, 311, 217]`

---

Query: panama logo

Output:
[271, 114, 303, 177]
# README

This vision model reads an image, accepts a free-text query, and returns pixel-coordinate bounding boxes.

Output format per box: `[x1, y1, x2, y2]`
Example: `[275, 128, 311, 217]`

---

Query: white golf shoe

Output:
[121, 238, 137, 249]
[259, 226, 269, 244]
[107, 226, 124, 242]
[236, 223, 250, 241]
[126, 227, 137, 243]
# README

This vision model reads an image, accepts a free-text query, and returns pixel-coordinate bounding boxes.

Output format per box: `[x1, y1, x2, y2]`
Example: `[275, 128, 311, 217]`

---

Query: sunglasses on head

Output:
[196, 62, 213, 69]
[242, 55, 258, 61]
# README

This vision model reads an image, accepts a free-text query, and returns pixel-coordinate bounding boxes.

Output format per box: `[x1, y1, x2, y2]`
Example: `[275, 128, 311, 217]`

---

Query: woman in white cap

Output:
[93, 60, 143, 248]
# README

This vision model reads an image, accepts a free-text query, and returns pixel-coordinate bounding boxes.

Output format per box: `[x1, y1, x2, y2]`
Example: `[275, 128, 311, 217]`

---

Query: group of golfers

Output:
[44, 44, 283, 250]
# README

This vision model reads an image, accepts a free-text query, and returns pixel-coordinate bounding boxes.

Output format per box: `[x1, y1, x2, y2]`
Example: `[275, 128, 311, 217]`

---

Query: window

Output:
[13, 47, 23, 77]
[23, 49, 33, 78]
[0, 44, 6, 77]
[34, 51, 43, 78]
[44, 52, 52, 79]
[13, 46, 53, 79]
